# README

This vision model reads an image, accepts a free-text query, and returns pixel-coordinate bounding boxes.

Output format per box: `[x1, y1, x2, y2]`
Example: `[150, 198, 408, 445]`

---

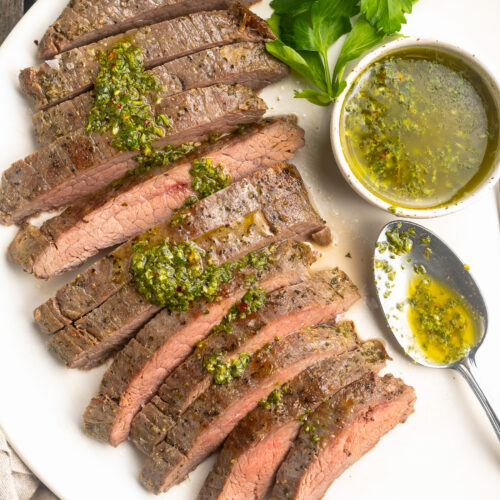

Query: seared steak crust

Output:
[33, 159, 320, 336]
[270, 374, 416, 500]
[38, 0, 257, 59]
[83, 241, 314, 445]
[139, 324, 361, 494]
[34, 42, 288, 145]
[199, 338, 389, 500]
[44, 166, 328, 369]
[130, 269, 360, 455]
[9, 117, 304, 278]
[22, 5, 273, 109]
[0, 84, 266, 225]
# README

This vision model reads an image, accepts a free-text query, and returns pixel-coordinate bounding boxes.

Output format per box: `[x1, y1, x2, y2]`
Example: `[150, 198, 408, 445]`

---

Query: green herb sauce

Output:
[130, 241, 232, 310]
[341, 49, 498, 209]
[190, 157, 231, 199]
[169, 157, 231, 226]
[258, 382, 289, 409]
[408, 276, 477, 364]
[87, 41, 171, 153]
[203, 352, 251, 385]
[211, 287, 268, 335]
[130, 242, 274, 311]
[134, 142, 199, 175]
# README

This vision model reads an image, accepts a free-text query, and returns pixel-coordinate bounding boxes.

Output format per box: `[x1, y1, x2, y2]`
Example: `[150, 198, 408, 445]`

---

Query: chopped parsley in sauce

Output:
[130, 241, 232, 310]
[211, 287, 268, 335]
[203, 352, 251, 385]
[190, 157, 231, 199]
[87, 41, 171, 153]
[170, 157, 231, 226]
[341, 49, 498, 209]
[258, 383, 289, 409]
[130, 241, 274, 311]
[134, 142, 199, 175]
[408, 276, 477, 364]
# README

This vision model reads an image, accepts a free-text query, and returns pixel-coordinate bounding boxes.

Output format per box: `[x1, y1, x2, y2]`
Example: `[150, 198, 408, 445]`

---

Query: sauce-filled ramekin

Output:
[330, 37, 500, 218]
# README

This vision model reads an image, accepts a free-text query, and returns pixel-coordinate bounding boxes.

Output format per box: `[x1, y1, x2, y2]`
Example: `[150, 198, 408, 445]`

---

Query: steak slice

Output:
[198, 338, 389, 500]
[9, 118, 304, 278]
[83, 241, 316, 446]
[33, 159, 323, 337]
[130, 269, 360, 455]
[0, 84, 266, 225]
[46, 161, 328, 369]
[22, 5, 273, 109]
[34, 42, 288, 145]
[140, 324, 360, 494]
[38, 0, 257, 59]
[270, 374, 416, 500]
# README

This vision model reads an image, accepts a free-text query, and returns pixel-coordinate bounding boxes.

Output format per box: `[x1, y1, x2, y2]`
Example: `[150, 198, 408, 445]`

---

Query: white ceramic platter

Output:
[0, 1, 499, 499]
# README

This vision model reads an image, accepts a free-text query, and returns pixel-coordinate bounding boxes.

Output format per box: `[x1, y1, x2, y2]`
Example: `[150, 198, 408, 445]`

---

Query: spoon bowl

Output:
[374, 220, 499, 440]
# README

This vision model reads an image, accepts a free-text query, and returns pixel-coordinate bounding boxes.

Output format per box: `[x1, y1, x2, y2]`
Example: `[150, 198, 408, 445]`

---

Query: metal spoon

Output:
[373, 220, 500, 441]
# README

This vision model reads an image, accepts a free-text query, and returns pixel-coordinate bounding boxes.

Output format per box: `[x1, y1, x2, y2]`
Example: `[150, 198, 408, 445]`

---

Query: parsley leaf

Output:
[266, 0, 419, 107]
[360, 0, 418, 33]
[333, 16, 387, 85]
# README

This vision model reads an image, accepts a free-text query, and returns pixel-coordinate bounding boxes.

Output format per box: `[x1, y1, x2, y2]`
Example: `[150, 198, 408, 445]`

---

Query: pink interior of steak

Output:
[173, 351, 335, 491]
[109, 294, 241, 446]
[108, 265, 312, 445]
[218, 420, 299, 500]
[12, 103, 264, 225]
[295, 389, 416, 500]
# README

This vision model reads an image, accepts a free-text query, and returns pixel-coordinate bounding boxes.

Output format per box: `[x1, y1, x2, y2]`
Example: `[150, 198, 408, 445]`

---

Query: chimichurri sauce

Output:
[341, 49, 498, 209]
[87, 41, 171, 153]
[408, 276, 477, 364]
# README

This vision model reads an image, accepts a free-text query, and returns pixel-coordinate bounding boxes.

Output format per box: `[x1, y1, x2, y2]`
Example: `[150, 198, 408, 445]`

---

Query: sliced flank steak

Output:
[34, 42, 287, 145]
[270, 374, 416, 500]
[199, 338, 389, 500]
[22, 4, 273, 109]
[33, 159, 323, 336]
[50, 239, 313, 371]
[130, 269, 360, 455]
[0, 84, 266, 225]
[140, 324, 360, 494]
[45, 170, 329, 369]
[83, 240, 317, 446]
[9, 118, 305, 278]
[38, 0, 257, 60]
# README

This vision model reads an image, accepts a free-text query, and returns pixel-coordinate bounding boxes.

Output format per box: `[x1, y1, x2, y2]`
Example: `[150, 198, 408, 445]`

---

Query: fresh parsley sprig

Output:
[266, 0, 418, 106]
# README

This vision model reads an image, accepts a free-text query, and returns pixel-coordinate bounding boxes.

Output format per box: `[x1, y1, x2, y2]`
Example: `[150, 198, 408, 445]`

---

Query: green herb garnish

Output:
[131, 242, 275, 311]
[87, 41, 170, 152]
[265, 0, 418, 106]
[212, 287, 268, 335]
[203, 352, 251, 385]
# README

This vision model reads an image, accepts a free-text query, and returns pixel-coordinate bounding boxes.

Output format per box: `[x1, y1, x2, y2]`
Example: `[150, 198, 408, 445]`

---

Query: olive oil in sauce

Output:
[407, 276, 477, 364]
[341, 49, 498, 209]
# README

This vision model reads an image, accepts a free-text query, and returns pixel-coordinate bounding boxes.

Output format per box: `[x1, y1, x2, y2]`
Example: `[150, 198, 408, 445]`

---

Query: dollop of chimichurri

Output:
[130, 242, 274, 311]
[258, 382, 289, 409]
[130, 241, 232, 310]
[134, 142, 199, 175]
[190, 158, 231, 199]
[408, 276, 477, 364]
[87, 41, 171, 154]
[341, 49, 498, 209]
[211, 287, 268, 335]
[203, 352, 251, 385]
[170, 157, 231, 226]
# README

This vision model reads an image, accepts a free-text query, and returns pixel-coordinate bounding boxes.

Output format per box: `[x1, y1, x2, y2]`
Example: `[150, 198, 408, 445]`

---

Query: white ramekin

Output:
[330, 37, 500, 218]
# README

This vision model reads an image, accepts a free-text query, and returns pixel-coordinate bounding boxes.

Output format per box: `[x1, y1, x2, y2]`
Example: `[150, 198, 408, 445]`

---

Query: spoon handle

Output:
[456, 356, 500, 442]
